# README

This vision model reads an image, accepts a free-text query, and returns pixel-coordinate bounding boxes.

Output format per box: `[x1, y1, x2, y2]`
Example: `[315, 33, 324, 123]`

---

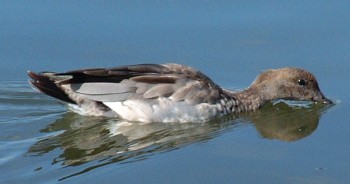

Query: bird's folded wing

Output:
[45, 64, 223, 104]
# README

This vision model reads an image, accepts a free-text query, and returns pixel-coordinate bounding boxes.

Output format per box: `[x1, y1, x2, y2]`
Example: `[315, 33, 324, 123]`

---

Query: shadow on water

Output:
[27, 101, 334, 181]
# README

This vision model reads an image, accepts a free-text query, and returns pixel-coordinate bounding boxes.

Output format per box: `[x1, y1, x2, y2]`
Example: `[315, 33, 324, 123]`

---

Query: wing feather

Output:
[143, 84, 175, 98]
[67, 83, 136, 95]
[31, 63, 224, 105]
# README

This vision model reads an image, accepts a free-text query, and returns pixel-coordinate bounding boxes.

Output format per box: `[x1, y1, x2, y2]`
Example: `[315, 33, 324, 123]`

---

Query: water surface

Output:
[1, 1, 350, 183]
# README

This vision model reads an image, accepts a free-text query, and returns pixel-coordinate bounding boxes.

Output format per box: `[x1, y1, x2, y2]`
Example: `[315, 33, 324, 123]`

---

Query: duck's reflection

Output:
[27, 101, 332, 179]
[29, 113, 243, 166]
[251, 101, 324, 142]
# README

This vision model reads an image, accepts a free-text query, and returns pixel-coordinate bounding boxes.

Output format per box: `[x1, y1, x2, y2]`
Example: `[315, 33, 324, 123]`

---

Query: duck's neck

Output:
[225, 87, 268, 112]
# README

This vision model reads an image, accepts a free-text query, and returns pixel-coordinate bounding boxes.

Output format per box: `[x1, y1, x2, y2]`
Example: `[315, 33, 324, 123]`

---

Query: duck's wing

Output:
[28, 63, 223, 105]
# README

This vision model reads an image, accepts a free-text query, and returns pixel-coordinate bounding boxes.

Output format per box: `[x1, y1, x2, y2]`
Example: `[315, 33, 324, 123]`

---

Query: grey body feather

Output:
[42, 63, 226, 105]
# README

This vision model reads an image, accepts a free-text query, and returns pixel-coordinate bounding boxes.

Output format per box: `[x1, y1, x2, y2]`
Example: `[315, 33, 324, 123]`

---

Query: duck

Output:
[28, 63, 332, 123]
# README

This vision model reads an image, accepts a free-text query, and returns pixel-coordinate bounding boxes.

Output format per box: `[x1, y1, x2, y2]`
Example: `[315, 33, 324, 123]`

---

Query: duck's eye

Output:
[298, 79, 307, 86]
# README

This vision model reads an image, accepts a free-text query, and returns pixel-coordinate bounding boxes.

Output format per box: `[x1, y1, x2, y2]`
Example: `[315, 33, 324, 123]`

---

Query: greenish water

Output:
[1, 1, 350, 184]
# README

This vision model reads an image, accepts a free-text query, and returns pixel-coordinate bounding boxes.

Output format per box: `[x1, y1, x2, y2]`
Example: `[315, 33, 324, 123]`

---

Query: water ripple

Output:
[0, 79, 336, 182]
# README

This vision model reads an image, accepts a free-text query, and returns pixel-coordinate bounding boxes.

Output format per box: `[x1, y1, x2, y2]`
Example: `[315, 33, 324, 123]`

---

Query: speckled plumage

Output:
[28, 63, 332, 123]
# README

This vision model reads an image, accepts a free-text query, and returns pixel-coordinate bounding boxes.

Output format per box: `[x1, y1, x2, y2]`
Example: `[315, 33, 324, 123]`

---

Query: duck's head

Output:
[251, 68, 332, 104]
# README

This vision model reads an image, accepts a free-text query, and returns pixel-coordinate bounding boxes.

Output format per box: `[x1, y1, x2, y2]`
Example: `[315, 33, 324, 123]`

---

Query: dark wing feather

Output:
[28, 71, 77, 104]
[57, 64, 170, 84]
[29, 63, 223, 105]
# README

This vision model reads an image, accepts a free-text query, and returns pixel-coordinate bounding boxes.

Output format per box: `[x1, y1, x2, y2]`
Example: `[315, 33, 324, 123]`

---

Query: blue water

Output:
[1, 1, 350, 183]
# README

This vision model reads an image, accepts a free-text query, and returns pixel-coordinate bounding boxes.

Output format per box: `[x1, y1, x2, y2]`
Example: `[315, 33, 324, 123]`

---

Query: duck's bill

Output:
[322, 98, 333, 105]
[312, 91, 333, 105]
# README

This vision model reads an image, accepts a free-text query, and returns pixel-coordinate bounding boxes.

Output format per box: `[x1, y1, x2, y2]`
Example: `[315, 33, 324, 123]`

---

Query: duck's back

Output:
[29, 63, 234, 122]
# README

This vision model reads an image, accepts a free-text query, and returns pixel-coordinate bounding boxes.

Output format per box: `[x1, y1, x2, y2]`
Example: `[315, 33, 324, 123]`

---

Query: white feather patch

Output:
[104, 100, 154, 123]
[103, 98, 219, 123]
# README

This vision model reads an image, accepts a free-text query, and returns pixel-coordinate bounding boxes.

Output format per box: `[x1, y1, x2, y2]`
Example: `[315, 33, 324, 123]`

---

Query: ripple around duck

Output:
[20, 111, 253, 181]
[0, 79, 336, 182]
[0, 81, 64, 121]
[22, 99, 334, 182]
[0, 80, 64, 143]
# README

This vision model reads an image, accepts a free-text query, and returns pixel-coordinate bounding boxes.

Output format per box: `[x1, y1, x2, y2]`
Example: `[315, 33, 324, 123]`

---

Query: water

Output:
[1, 1, 350, 183]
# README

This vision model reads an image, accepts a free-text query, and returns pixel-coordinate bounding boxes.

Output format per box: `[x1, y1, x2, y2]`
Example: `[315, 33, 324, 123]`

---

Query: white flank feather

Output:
[103, 98, 218, 123]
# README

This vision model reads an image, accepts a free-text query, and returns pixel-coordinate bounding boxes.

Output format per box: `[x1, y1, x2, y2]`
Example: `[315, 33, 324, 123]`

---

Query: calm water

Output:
[1, 1, 350, 184]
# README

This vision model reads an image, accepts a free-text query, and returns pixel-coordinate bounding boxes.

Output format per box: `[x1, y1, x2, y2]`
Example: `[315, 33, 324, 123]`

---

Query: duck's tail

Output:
[27, 71, 77, 104]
